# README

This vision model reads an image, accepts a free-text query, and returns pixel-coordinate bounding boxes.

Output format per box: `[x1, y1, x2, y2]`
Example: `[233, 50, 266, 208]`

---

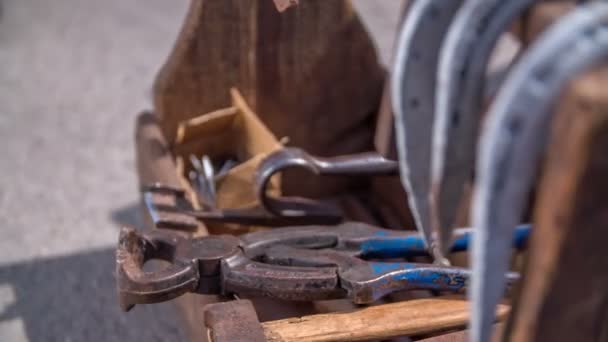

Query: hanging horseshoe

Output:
[391, 0, 464, 263]
[430, 0, 557, 257]
[469, 4, 608, 342]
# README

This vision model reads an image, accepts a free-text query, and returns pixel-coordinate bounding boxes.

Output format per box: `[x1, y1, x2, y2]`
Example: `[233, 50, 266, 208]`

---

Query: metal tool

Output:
[391, 0, 464, 264]
[145, 148, 397, 229]
[431, 0, 543, 259]
[470, 4, 608, 342]
[116, 222, 530, 311]
[142, 183, 342, 229]
[189, 154, 217, 209]
[255, 147, 398, 221]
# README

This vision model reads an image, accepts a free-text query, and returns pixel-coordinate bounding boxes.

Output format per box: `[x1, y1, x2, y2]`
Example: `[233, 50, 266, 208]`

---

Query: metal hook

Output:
[255, 147, 397, 222]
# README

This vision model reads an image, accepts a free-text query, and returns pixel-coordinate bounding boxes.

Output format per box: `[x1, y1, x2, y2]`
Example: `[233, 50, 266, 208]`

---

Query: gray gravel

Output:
[0, 1, 401, 341]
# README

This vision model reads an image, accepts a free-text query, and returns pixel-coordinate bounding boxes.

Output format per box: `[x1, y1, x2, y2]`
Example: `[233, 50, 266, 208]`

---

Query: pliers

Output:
[116, 222, 530, 311]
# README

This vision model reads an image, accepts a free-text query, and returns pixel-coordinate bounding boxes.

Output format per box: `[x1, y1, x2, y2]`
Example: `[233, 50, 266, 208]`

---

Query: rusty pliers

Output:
[116, 222, 530, 311]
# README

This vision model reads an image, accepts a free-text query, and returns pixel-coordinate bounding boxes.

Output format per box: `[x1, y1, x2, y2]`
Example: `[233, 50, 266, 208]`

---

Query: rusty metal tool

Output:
[431, 0, 546, 259]
[255, 147, 398, 221]
[142, 183, 342, 229]
[391, 0, 464, 264]
[469, 4, 608, 342]
[116, 222, 530, 311]
[145, 148, 397, 229]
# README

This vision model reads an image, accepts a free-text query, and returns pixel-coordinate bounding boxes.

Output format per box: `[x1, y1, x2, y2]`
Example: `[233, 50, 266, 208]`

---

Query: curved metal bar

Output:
[390, 0, 464, 262]
[255, 147, 397, 221]
[221, 253, 344, 301]
[470, 5, 608, 342]
[431, 0, 539, 257]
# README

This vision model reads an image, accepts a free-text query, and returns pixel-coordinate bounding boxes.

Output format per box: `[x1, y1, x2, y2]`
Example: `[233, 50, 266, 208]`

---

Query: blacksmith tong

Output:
[117, 222, 530, 311]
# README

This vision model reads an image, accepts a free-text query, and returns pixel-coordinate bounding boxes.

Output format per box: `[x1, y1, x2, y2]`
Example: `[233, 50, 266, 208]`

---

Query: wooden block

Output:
[506, 66, 608, 341]
[262, 296, 510, 342]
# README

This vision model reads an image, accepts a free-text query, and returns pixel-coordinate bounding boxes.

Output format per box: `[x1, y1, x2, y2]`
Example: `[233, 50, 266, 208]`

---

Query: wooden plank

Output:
[262, 296, 510, 342]
[505, 66, 608, 341]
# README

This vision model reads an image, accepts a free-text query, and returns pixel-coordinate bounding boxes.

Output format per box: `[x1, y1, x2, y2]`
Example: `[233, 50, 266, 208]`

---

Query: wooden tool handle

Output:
[262, 296, 509, 342]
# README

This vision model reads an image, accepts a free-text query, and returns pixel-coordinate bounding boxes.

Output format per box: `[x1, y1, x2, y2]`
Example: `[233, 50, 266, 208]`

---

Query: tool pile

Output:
[117, 1, 608, 341]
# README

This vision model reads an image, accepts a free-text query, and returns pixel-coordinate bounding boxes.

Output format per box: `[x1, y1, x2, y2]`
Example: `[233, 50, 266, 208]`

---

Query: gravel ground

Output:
[0, 1, 401, 341]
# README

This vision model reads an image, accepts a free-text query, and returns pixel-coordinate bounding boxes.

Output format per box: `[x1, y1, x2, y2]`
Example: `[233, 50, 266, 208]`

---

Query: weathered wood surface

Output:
[505, 66, 608, 342]
[261, 296, 510, 342]
[154, 0, 385, 198]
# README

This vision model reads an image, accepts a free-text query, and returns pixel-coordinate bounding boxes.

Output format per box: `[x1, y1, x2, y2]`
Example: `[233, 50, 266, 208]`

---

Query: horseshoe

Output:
[431, 0, 545, 257]
[469, 4, 608, 342]
[391, 0, 464, 262]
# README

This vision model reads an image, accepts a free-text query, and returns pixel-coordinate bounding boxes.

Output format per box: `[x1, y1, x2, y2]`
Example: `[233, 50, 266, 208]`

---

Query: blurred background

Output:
[0, 1, 402, 340]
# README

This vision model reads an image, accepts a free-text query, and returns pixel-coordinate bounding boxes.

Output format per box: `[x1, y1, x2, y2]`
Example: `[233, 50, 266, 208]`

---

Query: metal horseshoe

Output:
[391, 0, 464, 263]
[431, 0, 544, 258]
[470, 4, 608, 342]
